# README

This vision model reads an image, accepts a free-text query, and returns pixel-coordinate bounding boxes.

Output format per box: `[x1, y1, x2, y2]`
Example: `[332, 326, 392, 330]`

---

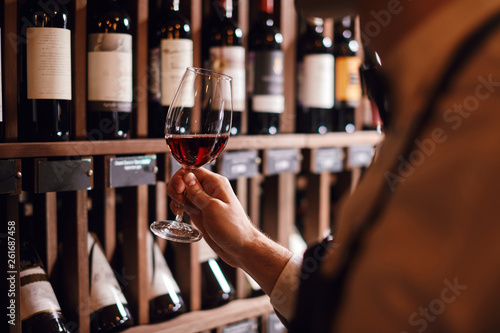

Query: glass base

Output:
[150, 220, 202, 243]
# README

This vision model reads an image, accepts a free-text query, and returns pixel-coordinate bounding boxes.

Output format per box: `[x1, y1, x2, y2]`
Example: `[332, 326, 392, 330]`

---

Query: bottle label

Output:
[20, 266, 62, 321]
[88, 233, 128, 313]
[149, 47, 161, 103]
[244, 272, 261, 292]
[209, 46, 246, 112]
[289, 226, 307, 256]
[198, 238, 218, 263]
[161, 39, 193, 106]
[87, 33, 133, 112]
[26, 27, 72, 100]
[300, 54, 334, 109]
[335, 56, 362, 104]
[248, 50, 284, 113]
[146, 232, 182, 300]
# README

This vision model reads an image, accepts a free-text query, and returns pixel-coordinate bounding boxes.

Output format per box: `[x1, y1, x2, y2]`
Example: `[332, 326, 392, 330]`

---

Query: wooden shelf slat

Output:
[0, 139, 168, 158]
[0, 132, 383, 159]
[303, 131, 383, 148]
[123, 295, 274, 333]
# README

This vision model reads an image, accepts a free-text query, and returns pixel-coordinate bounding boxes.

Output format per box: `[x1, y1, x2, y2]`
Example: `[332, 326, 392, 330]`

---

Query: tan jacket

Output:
[271, 1, 500, 331]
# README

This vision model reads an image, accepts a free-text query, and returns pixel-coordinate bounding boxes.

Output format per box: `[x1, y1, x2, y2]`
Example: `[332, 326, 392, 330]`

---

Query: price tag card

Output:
[347, 145, 375, 168]
[264, 148, 300, 176]
[222, 318, 259, 333]
[219, 150, 259, 180]
[109, 155, 156, 188]
[267, 312, 287, 333]
[0, 160, 20, 195]
[37, 158, 92, 193]
[312, 148, 344, 174]
[170, 156, 212, 179]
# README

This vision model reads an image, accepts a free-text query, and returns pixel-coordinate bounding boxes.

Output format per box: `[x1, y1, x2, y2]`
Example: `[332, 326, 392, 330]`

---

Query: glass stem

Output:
[172, 189, 187, 229]
[174, 202, 185, 224]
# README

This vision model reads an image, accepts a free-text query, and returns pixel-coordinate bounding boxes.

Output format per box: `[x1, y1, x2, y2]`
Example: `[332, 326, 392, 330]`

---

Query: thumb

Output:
[183, 172, 212, 210]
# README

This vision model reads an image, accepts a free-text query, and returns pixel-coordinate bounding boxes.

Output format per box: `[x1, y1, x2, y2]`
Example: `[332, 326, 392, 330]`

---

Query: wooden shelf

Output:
[0, 131, 383, 159]
[0, 139, 167, 159]
[124, 295, 274, 333]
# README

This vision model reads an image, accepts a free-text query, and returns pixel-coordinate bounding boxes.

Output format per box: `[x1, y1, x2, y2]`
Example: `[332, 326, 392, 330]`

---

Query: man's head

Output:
[294, 0, 360, 19]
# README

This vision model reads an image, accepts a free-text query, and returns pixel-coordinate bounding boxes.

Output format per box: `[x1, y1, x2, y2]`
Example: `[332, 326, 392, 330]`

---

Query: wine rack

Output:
[0, 0, 382, 332]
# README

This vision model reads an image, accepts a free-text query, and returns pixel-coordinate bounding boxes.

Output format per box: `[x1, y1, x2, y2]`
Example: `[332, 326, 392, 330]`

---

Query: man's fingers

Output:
[191, 168, 234, 203]
[183, 172, 216, 210]
[170, 198, 202, 220]
[167, 169, 187, 199]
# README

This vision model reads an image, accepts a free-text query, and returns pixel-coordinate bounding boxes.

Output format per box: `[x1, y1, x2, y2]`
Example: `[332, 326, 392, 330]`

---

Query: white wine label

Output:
[147, 232, 182, 300]
[161, 39, 193, 106]
[26, 27, 72, 100]
[88, 233, 128, 313]
[244, 272, 261, 292]
[198, 238, 218, 263]
[288, 226, 307, 256]
[20, 266, 62, 321]
[301, 54, 334, 109]
[209, 46, 245, 112]
[88, 33, 133, 111]
[252, 94, 285, 113]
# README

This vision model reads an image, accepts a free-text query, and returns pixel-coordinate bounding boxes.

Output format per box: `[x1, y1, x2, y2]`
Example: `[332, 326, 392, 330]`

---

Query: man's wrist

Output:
[238, 227, 294, 295]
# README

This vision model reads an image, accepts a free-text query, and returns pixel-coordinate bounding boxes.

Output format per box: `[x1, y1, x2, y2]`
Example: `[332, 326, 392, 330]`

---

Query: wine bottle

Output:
[87, 0, 133, 140]
[361, 97, 383, 133]
[199, 239, 235, 309]
[296, 17, 335, 134]
[146, 232, 186, 322]
[148, 0, 193, 138]
[0, 15, 4, 142]
[18, 0, 72, 142]
[209, 0, 245, 136]
[247, 0, 284, 135]
[333, 16, 361, 133]
[88, 232, 133, 332]
[147, 0, 163, 138]
[20, 241, 71, 333]
[360, 50, 384, 133]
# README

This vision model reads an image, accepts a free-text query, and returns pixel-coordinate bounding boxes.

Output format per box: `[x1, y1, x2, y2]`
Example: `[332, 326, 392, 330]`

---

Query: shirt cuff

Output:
[269, 254, 303, 322]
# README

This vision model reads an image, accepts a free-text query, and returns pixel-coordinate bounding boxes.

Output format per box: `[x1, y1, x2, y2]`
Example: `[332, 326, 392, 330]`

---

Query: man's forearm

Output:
[237, 229, 294, 296]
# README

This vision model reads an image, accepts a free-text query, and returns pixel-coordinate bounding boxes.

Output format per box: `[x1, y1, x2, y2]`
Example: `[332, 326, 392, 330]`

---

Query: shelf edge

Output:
[123, 295, 274, 333]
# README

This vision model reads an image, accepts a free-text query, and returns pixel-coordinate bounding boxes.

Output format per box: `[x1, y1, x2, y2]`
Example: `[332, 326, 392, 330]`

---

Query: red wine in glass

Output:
[150, 67, 233, 243]
[167, 134, 229, 169]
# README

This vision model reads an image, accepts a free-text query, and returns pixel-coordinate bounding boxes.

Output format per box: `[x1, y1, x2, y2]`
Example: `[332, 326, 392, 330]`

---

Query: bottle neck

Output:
[306, 17, 324, 34]
[217, 0, 233, 19]
[335, 16, 355, 40]
[168, 0, 180, 11]
[259, 0, 274, 14]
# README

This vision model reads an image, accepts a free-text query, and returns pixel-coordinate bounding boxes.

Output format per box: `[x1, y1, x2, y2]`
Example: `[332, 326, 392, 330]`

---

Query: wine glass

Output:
[150, 67, 233, 243]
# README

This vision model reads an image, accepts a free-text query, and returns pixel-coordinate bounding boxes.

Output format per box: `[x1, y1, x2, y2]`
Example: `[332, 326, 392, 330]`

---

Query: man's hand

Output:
[167, 167, 259, 267]
[166, 167, 293, 295]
